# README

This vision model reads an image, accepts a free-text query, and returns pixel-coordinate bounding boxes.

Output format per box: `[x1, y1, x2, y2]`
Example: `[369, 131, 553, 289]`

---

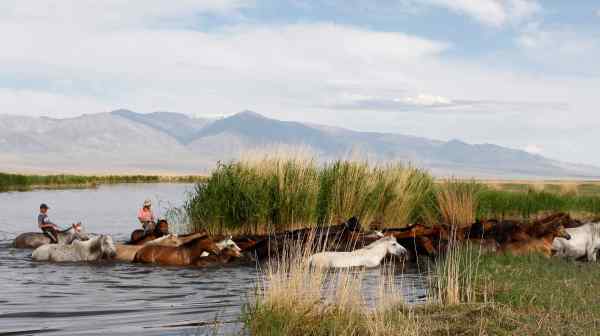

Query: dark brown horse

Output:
[128, 219, 169, 245]
[133, 236, 220, 266]
[245, 217, 362, 260]
[499, 222, 571, 257]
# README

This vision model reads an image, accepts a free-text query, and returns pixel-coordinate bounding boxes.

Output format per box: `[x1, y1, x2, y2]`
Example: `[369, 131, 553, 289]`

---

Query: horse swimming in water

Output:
[14, 223, 89, 249]
[32, 235, 117, 262]
[553, 222, 600, 261]
[199, 236, 241, 257]
[309, 236, 407, 269]
[115, 232, 208, 262]
[195, 246, 242, 268]
[133, 236, 235, 266]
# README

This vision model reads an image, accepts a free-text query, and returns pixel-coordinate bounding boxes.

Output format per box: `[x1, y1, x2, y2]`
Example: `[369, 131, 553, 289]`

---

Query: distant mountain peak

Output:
[110, 108, 135, 115]
[234, 110, 267, 119]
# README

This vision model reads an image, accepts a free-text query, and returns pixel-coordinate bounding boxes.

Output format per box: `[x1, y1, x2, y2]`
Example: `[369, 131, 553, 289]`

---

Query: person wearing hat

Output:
[137, 199, 156, 233]
[38, 203, 60, 243]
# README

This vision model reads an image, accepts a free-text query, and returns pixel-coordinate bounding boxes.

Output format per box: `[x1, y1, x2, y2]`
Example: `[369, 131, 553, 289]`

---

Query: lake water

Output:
[0, 184, 428, 335]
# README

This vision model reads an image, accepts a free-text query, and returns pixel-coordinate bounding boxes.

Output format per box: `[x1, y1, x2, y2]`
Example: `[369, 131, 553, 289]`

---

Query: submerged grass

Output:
[0, 172, 206, 192]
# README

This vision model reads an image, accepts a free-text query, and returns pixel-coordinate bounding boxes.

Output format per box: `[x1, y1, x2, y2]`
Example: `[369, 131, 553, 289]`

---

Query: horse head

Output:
[156, 219, 169, 236]
[221, 246, 242, 258]
[99, 235, 117, 259]
[551, 223, 571, 240]
[384, 236, 408, 256]
[216, 236, 242, 253]
[344, 217, 361, 232]
[72, 222, 90, 241]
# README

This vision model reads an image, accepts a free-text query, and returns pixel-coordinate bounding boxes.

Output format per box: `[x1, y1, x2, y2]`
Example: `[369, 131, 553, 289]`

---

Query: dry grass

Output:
[244, 234, 422, 336]
[435, 179, 482, 228]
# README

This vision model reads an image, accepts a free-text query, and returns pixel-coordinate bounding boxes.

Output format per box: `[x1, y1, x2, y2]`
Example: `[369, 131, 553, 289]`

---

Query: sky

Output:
[1, 0, 599, 166]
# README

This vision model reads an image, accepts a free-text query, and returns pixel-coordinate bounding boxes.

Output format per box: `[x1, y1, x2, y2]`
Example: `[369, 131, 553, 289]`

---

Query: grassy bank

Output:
[184, 159, 600, 235]
[0, 172, 207, 192]
[243, 239, 600, 335]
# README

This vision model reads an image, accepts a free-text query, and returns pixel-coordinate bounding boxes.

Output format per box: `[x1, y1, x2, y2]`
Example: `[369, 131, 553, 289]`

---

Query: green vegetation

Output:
[185, 159, 435, 234]
[0, 172, 207, 192]
[478, 188, 600, 219]
[184, 158, 600, 235]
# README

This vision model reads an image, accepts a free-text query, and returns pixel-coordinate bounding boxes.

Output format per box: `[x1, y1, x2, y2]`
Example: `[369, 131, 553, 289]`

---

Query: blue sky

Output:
[0, 0, 599, 166]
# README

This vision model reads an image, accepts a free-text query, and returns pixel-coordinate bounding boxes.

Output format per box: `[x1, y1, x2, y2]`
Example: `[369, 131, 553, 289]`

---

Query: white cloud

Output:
[516, 23, 600, 74]
[524, 144, 543, 155]
[0, 0, 249, 29]
[399, 94, 453, 106]
[423, 0, 540, 27]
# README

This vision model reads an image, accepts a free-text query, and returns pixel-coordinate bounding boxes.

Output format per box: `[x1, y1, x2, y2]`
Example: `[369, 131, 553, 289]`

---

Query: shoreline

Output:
[0, 172, 208, 192]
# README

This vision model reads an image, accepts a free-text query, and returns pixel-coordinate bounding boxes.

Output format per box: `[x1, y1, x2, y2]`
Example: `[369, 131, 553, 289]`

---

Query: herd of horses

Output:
[12, 212, 600, 269]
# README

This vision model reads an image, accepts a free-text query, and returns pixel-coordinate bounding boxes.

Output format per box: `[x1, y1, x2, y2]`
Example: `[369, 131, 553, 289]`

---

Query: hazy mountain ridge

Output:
[0, 110, 598, 178]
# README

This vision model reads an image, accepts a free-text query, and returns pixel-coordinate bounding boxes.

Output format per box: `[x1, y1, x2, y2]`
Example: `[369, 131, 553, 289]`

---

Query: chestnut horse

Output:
[499, 222, 571, 257]
[195, 247, 241, 267]
[114, 233, 203, 262]
[133, 236, 220, 266]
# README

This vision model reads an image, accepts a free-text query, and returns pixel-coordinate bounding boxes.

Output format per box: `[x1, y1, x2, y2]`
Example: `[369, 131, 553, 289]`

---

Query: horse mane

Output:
[360, 236, 393, 250]
[88, 236, 103, 254]
[58, 226, 74, 234]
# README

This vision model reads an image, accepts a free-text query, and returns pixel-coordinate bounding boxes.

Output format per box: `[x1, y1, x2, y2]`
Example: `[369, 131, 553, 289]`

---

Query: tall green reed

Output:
[185, 158, 435, 234]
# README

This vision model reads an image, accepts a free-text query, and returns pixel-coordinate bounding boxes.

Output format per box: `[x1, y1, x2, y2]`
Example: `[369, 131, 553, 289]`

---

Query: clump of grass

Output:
[431, 238, 485, 305]
[435, 179, 482, 228]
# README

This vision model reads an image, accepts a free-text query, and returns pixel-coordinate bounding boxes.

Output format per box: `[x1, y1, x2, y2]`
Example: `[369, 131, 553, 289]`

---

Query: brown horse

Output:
[194, 247, 241, 268]
[133, 236, 220, 266]
[128, 219, 170, 245]
[115, 232, 209, 262]
[499, 222, 572, 257]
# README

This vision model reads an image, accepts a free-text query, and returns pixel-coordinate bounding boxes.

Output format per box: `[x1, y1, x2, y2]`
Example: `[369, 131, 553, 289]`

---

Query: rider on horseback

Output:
[38, 203, 60, 243]
[137, 199, 156, 234]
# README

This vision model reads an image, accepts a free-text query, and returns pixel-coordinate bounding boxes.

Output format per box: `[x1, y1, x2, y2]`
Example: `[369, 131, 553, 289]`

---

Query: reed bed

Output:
[185, 158, 435, 234]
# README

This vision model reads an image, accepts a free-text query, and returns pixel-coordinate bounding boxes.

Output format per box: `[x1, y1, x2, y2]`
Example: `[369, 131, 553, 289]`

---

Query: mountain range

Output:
[0, 109, 598, 178]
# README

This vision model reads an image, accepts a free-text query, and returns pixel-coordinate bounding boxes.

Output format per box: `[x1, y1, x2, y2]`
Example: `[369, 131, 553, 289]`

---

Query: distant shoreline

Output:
[0, 172, 208, 192]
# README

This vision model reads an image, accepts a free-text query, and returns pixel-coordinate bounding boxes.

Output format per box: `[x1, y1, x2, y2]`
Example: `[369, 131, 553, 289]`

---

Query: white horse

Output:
[309, 236, 407, 268]
[553, 222, 600, 261]
[200, 236, 241, 257]
[32, 235, 117, 262]
[14, 223, 89, 248]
